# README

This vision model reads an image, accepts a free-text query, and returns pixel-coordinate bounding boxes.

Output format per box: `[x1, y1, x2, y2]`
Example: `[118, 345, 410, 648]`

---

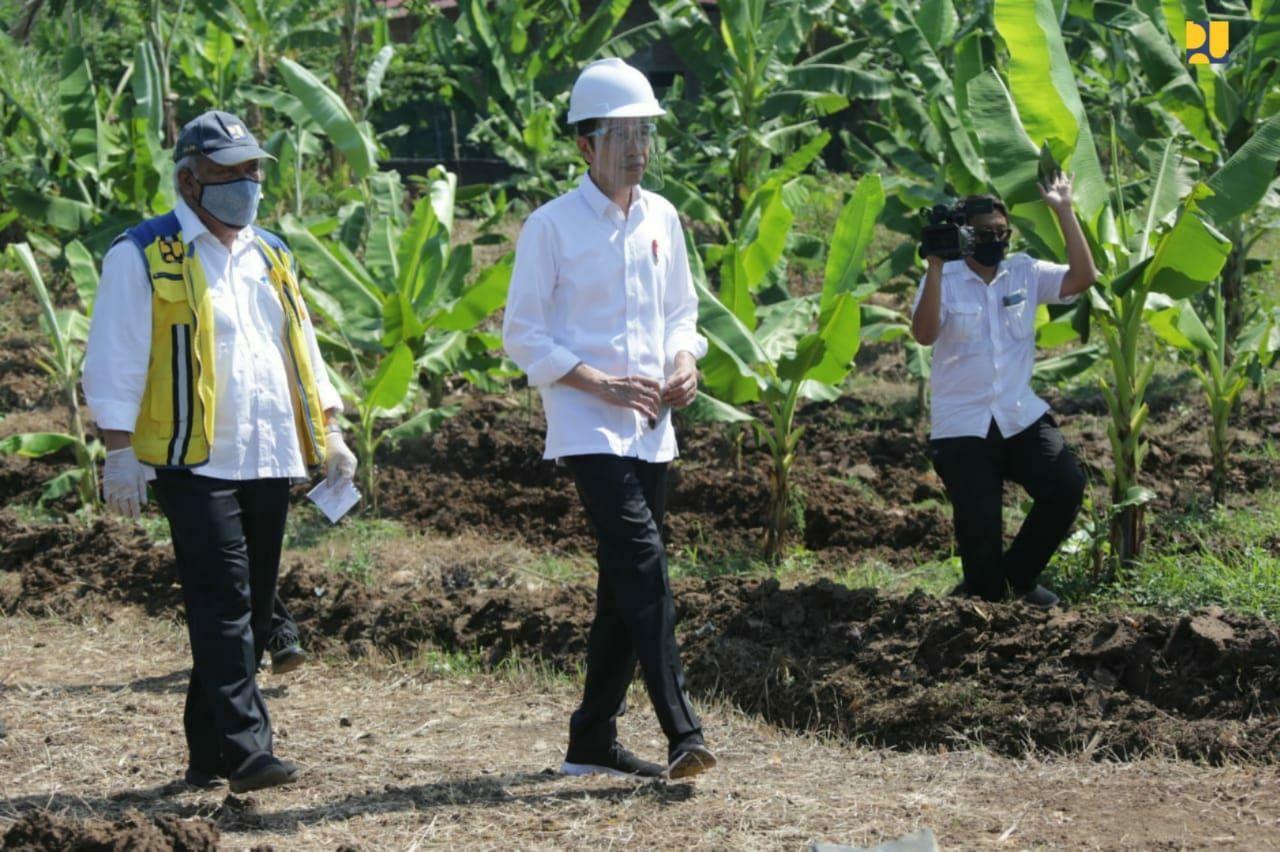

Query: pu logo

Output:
[1186, 20, 1230, 64]
[227, 124, 246, 139]
[157, 237, 184, 264]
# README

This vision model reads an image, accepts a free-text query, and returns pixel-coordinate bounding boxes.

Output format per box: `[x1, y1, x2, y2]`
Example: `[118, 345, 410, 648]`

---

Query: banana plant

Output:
[690, 173, 885, 563]
[1095, 0, 1280, 339]
[962, 0, 1256, 567]
[281, 166, 513, 508]
[653, 0, 889, 222]
[0, 23, 172, 258]
[425, 0, 638, 205]
[1, 242, 100, 507]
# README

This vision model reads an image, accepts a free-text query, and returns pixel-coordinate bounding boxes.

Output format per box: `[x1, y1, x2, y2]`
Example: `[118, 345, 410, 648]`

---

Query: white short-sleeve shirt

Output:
[913, 253, 1072, 440]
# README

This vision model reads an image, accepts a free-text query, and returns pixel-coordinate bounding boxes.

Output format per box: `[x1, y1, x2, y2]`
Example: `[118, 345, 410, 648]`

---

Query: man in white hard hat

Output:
[503, 58, 716, 781]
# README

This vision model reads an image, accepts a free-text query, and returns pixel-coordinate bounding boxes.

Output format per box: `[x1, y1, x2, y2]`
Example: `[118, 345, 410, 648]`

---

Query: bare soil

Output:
[372, 386, 1280, 565]
[3, 612, 1279, 850]
[4, 512, 1279, 765]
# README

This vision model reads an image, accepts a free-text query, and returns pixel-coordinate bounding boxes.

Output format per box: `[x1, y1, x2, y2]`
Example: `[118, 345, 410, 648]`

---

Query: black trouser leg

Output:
[563, 455, 701, 757]
[153, 471, 290, 775]
[1001, 415, 1085, 590]
[930, 422, 1006, 602]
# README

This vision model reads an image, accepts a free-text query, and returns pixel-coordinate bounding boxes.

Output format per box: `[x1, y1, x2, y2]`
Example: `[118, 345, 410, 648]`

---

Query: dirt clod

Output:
[1, 810, 218, 851]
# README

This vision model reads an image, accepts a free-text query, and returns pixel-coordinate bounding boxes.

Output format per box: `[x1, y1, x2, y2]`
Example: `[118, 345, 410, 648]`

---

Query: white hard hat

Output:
[567, 57, 665, 124]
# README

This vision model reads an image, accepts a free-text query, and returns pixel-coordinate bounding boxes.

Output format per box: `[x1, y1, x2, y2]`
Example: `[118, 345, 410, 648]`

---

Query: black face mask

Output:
[972, 240, 1008, 267]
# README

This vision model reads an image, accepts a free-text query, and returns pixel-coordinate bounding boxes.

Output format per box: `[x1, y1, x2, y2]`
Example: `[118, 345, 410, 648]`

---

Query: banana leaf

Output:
[278, 58, 378, 179]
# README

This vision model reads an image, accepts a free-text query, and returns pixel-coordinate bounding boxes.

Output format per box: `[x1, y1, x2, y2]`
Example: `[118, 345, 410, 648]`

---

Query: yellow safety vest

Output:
[117, 212, 328, 469]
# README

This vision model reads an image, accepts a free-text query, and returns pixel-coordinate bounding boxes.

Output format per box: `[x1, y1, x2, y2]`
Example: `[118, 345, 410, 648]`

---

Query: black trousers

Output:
[562, 455, 702, 758]
[153, 470, 291, 775]
[929, 414, 1085, 601]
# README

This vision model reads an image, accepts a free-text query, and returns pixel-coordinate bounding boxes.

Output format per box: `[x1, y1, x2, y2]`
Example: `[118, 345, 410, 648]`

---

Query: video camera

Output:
[917, 197, 996, 261]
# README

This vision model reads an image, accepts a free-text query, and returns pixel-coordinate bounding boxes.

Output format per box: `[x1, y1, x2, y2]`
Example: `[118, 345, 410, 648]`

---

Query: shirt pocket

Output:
[942, 301, 985, 344]
[1000, 289, 1035, 341]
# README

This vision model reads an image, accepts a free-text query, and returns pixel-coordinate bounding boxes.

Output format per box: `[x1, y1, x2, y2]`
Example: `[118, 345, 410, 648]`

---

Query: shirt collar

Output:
[174, 198, 256, 250]
[577, 173, 644, 220]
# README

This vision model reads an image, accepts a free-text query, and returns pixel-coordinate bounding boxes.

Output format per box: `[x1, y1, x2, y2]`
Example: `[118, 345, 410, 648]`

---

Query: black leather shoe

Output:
[183, 766, 225, 789]
[560, 743, 664, 778]
[267, 628, 307, 675]
[229, 752, 299, 794]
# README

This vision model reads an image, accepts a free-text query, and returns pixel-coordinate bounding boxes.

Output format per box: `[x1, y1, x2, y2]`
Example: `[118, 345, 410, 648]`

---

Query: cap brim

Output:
[204, 145, 276, 165]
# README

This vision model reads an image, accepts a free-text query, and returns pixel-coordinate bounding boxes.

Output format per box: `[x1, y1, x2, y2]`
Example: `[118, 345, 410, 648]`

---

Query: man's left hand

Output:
[662, 353, 699, 409]
[1037, 170, 1074, 213]
[325, 431, 358, 485]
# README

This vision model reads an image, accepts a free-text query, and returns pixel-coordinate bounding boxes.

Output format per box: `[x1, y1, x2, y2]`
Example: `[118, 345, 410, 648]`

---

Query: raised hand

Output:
[1037, 170, 1074, 212]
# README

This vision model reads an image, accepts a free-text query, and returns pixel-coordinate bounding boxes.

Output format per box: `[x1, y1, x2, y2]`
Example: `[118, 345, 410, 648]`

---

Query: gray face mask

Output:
[195, 177, 262, 228]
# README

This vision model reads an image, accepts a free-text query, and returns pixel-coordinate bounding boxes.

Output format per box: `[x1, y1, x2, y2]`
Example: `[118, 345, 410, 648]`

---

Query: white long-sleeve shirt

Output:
[83, 200, 341, 480]
[913, 253, 1073, 440]
[502, 175, 707, 462]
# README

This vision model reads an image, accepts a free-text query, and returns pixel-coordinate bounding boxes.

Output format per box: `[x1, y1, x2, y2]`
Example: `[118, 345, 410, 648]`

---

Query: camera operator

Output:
[911, 173, 1098, 606]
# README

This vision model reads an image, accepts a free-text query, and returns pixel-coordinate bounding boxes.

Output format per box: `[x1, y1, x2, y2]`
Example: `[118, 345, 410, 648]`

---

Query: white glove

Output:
[325, 430, 357, 485]
[103, 446, 154, 518]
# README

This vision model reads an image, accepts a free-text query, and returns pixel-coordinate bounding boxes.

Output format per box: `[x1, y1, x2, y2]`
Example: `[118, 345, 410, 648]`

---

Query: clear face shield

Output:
[583, 117, 664, 196]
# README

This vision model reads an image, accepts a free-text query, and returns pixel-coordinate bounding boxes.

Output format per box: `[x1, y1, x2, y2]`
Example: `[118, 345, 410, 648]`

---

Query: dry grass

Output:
[2, 609, 1279, 850]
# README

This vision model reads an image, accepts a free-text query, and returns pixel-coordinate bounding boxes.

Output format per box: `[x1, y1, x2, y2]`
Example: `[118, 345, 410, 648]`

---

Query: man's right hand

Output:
[594, 375, 662, 421]
[103, 446, 154, 518]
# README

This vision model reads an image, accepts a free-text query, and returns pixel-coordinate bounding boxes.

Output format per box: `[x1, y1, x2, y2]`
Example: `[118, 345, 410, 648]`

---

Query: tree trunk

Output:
[1109, 503, 1144, 572]
[337, 0, 362, 115]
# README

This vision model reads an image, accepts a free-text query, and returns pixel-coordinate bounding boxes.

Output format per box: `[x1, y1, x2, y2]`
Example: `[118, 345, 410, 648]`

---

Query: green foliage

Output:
[655, 0, 888, 222]
[691, 173, 886, 562]
[1, 242, 101, 507]
[285, 166, 512, 508]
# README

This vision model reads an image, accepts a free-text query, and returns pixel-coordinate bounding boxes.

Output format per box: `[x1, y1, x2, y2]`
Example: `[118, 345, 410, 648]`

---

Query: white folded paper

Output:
[306, 478, 361, 523]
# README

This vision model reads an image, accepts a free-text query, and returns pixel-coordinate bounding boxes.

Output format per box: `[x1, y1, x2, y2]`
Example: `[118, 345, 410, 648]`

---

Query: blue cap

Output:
[173, 110, 275, 165]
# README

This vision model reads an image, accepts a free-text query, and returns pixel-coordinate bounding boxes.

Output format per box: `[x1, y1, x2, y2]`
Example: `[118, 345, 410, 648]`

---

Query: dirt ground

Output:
[3, 611, 1279, 850]
[4, 512, 1280, 769]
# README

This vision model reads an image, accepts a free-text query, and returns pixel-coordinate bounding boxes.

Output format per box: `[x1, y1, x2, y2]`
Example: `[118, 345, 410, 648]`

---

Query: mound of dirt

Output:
[376, 396, 953, 563]
[1, 810, 218, 851]
[7, 517, 1280, 763]
[276, 561, 595, 667]
[0, 514, 178, 615]
[678, 577, 1280, 763]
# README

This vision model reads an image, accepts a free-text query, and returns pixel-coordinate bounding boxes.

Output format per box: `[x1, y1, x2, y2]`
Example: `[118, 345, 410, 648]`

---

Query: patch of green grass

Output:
[515, 554, 591, 585]
[285, 509, 406, 551]
[669, 544, 822, 581]
[294, 514, 412, 585]
[407, 645, 580, 688]
[1048, 487, 1280, 619]
[834, 555, 962, 597]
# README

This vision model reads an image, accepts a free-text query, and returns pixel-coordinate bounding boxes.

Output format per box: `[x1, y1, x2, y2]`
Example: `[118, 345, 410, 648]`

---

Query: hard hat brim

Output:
[567, 102, 666, 124]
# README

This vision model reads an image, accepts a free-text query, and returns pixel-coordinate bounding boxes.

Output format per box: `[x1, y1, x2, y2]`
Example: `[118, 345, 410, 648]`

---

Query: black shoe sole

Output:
[229, 764, 298, 794]
[271, 648, 307, 675]
[667, 746, 717, 780]
[559, 760, 660, 779]
[183, 770, 225, 790]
